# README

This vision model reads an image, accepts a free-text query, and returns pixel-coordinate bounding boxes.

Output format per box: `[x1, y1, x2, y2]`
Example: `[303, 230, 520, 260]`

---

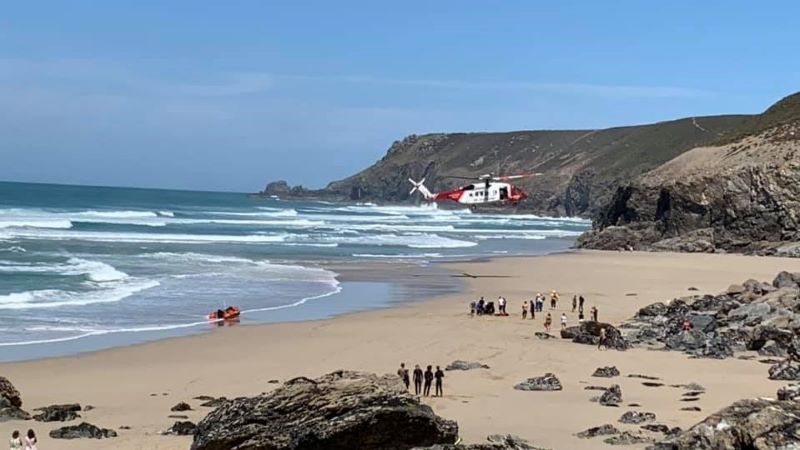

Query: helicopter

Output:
[408, 172, 539, 209]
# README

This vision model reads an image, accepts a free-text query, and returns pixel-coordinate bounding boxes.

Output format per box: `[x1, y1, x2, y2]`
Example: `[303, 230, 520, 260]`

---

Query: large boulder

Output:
[413, 434, 545, 449]
[0, 376, 30, 422]
[570, 322, 628, 350]
[49, 422, 117, 439]
[191, 370, 459, 450]
[165, 420, 197, 436]
[576, 424, 620, 439]
[33, 403, 81, 422]
[592, 366, 620, 378]
[777, 384, 800, 401]
[619, 411, 656, 424]
[768, 360, 800, 380]
[513, 373, 562, 392]
[650, 398, 800, 449]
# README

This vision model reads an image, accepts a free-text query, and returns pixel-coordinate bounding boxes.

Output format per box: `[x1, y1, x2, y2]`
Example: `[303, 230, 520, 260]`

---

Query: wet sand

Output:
[2, 250, 799, 449]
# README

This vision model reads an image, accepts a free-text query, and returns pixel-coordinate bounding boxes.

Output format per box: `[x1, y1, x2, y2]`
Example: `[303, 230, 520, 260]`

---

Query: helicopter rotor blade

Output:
[493, 173, 543, 181]
[441, 175, 480, 181]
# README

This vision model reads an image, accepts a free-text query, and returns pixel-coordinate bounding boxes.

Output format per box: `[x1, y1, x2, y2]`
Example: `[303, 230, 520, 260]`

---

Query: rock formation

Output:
[412, 434, 546, 450]
[445, 361, 490, 371]
[592, 366, 620, 378]
[650, 398, 800, 449]
[192, 370, 459, 450]
[513, 373, 563, 391]
[49, 422, 117, 439]
[580, 92, 800, 255]
[33, 403, 81, 422]
[0, 376, 30, 421]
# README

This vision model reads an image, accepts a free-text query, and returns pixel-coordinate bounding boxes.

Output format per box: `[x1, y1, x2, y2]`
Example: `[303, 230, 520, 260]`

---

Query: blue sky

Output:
[1, 1, 798, 191]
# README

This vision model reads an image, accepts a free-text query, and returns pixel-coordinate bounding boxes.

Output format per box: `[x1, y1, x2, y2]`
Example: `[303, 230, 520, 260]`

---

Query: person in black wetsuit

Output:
[413, 364, 423, 395]
[423, 365, 434, 396]
[434, 365, 445, 397]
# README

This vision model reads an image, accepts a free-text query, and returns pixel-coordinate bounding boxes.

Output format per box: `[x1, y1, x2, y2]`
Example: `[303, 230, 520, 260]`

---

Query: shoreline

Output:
[3, 250, 800, 449]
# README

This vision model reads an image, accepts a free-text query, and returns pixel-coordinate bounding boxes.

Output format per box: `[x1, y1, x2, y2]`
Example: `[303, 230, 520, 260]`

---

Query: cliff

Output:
[578, 92, 800, 254]
[258, 116, 748, 217]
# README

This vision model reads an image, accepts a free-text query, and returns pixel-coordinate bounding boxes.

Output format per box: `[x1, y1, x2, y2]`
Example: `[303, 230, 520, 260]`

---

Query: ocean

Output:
[0, 181, 589, 360]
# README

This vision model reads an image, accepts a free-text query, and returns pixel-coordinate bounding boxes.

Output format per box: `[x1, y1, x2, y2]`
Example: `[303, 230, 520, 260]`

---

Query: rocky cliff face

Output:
[258, 116, 747, 217]
[578, 92, 800, 254]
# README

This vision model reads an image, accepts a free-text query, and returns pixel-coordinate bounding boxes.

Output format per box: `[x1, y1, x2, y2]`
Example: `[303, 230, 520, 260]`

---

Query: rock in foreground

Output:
[49, 422, 117, 439]
[592, 366, 620, 378]
[192, 370, 458, 450]
[513, 373, 562, 391]
[413, 434, 545, 449]
[650, 398, 800, 449]
[0, 376, 30, 421]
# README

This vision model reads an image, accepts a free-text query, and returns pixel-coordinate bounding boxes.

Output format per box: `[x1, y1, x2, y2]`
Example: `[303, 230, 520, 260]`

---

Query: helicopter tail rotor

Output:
[408, 178, 434, 199]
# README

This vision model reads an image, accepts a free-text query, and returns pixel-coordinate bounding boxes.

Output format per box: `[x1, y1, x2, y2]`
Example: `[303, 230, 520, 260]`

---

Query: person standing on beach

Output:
[434, 365, 444, 396]
[572, 295, 577, 312]
[598, 327, 607, 350]
[23, 430, 36, 450]
[578, 310, 585, 322]
[10, 431, 22, 450]
[397, 363, 410, 390]
[560, 313, 567, 330]
[413, 365, 423, 395]
[423, 365, 434, 396]
[579, 295, 585, 311]
[522, 301, 528, 319]
[550, 291, 559, 309]
[544, 313, 552, 332]
[591, 306, 598, 322]
[530, 298, 536, 319]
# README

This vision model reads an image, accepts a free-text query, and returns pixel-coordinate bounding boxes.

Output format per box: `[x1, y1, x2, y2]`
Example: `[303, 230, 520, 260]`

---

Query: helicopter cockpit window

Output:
[463, 185, 475, 191]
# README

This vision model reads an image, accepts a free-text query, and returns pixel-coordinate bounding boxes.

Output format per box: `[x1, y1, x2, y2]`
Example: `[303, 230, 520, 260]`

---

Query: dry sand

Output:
[2, 250, 800, 450]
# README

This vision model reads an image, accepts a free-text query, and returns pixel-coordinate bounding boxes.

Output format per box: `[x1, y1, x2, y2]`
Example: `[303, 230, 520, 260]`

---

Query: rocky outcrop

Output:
[513, 373, 562, 391]
[170, 401, 192, 412]
[412, 434, 546, 450]
[445, 361, 490, 371]
[0, 376, 30, 422]
[623, 272, 800, 363]
[599, 385, 623, 407]
[562, 321, 628, 350]
[580, 92, 800, 254]
[165, 420, 197, 436]
[33, 403, 81, 422]
[604, 431, 655, 446]
[592, 366, 620, 378]
[777, 384, 800, 400]
[576, 424, 620, 439]
[619, 411, 656, 424]
[191, 370, 459, 450]
[49, 422, 117, 439]
[650, 398, 800, 449]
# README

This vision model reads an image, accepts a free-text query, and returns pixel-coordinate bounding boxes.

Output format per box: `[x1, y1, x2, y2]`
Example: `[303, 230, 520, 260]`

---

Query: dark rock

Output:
[773, 271, 800, 289]
[757, 339, 787, 357]
[682, 391, 704, 397]
[445, 360, 490, 371]
[165, 421, 197, 436]
[599, 384, 623, 407]
[643, 382, 665, 387]
[413, 434, 544, 449]
[33, 403, 82, 422]
[268, 379, 280, 384]
[769, 360, 800, 380]
[680, 397, 700, 402]
[777, 384, 800, 400]
[569, 321, 629, 350]
[83, 405, 94, 411]
[50, 422, 117, 439]
[619, 411, 656, 424]
[514, 373, 562, 391]
[651, 398, 800, 449]
[584, 385, 609, 391]
[688, 287, 699, 291]
[170, 402, 192, 412]
[199, 397, 227, 408]
[168, 414, 189, 419]
[534, 332, 556, 340]
[638, 303, 669, 317]
[628, 374, 661, 380]
[680, 407, 702, 412]
[604, 431, 654, 445]
[560, 326, 580, 339]
[193, 395, 215, 401]
[119, 425, 131, 430]
[191, 370, 459, 450]
[576, 424, 620, 438]
[592, 366, 620, 378]
[0, 376, 30, 422]
[641, 424, 670, 434]
[628, 403, 642, 407]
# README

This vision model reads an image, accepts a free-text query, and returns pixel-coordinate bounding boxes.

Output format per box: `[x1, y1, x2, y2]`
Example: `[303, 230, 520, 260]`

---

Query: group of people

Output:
[470, 292, 600, 332]
[9, 430, 37, 450]
[397, 363, 444, 397]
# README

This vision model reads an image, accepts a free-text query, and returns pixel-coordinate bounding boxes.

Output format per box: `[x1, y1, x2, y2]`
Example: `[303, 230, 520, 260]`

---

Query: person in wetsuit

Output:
[413, 364, 423, 395]
[397, 363, 410, 390]
[423, 365, 434, 396]
[434, 366, 445, 396]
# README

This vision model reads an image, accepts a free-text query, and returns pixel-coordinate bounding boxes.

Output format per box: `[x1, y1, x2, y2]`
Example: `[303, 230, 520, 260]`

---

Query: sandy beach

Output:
[3, 250, 800, 450]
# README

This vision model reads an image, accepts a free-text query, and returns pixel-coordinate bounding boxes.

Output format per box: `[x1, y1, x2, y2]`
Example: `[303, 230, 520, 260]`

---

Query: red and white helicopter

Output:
[408, 173, 539, 208]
